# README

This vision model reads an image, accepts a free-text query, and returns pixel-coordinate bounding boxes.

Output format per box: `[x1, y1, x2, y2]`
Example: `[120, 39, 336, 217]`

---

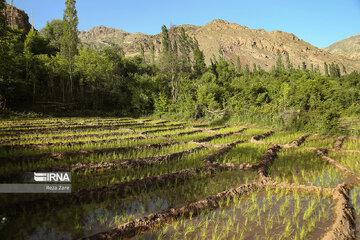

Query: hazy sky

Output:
[7, 0, 360, 48]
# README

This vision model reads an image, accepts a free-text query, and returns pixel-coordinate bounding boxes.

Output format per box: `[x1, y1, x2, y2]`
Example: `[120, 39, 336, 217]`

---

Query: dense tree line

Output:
[1, 0, 360, 133]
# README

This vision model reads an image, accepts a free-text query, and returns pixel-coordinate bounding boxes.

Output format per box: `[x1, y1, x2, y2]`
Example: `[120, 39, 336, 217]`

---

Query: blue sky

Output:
[6, 0, 360, 48]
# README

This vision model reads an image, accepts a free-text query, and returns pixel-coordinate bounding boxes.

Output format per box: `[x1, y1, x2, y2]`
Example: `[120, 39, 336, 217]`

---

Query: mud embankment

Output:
[315, 149, 360, 183]
[251, 130, 275, 141]
[195, 128, 247, 143]
[333, 136, 346, 151]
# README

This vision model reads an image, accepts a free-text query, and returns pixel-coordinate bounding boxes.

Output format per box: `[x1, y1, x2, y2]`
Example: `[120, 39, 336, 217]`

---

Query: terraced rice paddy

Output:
[0, 118, 359, 239]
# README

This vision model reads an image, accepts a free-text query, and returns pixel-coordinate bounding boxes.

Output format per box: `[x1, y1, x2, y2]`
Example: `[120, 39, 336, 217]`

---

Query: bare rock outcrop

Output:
[1, 4, 32, 33]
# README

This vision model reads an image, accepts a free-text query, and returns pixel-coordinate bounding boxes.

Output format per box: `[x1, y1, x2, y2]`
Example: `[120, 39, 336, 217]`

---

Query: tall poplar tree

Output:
[160, 25, 180, 102]
[192, 37, 205, 76]
[324, 62, 329, 76]
[285, 51, 293, 72]
[236, 56, 242, 73]
[61, 0, 78, 102]
[276, 49, 283, 70]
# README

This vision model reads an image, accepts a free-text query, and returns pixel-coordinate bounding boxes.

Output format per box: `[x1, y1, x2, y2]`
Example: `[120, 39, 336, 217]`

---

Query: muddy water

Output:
[140, 190, 334, 240]
[0, 169, 257, 239]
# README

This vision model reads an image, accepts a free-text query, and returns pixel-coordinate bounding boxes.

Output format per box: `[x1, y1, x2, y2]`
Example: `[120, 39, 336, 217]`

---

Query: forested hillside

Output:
[1, 0, 360, 133]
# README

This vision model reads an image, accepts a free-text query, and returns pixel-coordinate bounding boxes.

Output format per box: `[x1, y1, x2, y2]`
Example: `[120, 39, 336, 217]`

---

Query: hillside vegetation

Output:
[1, 1, 360, 134]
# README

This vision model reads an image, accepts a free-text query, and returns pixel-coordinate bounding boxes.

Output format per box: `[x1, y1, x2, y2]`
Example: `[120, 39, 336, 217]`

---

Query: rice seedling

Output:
[72, 147, 217, 190]
[268, 148, 350, 188]
[262, 131, 306, 145]
[350, 187, 360, 235]
[216, 142, 269, 165]
[0, 117, 353, 240]
[169, 131, 220, 142]
[213, 126, 247, 133]
[143, 188, 333, 240]
[301, 135, 336, 149]
[327, 151, 360, 177]
[208, 133, 253, 144]
[342, 138, 360, 151]
[0, 136, 171, 158]
[242, 128, 272, 135]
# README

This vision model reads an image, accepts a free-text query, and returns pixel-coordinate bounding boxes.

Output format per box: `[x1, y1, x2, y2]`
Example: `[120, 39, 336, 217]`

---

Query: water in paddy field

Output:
[0, 196, 170, 240]
[350, 187, 360, 239]
[3, 117, 356, 239]
[306, 173, 348, 188]
[140, 190, 334, 240]
[0, 169, 257, 239]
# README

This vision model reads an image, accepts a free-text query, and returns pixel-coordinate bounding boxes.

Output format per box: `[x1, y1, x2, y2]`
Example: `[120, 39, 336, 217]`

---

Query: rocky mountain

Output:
[1, 3, 32, 33]
[79, 19, 360, 73]
[323, 33, 360, 61]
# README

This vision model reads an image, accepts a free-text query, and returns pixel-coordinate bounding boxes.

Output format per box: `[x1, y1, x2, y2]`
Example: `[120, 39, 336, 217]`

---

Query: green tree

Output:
[285, 51, 293, 72]
[139, 43, 145, 61]
[324, 62, 329, 76]
[276, 49, 283, 70]
[245, 64, 250, 74]
[192, 37, 205, 76]
[40, 19, 63, 52]
[149, 41, 155, 64]
[335, 64, 341, 78]
[342, 65, 347, 75]
[161, 25, 170, 53]
[0, 0, 9, 109]
[302, 61, 307, 71]
[61, 0, 79, 102]
[160, 25, 182, 102]
[236, 56, 242, 73]
[24, 30, 37, 103]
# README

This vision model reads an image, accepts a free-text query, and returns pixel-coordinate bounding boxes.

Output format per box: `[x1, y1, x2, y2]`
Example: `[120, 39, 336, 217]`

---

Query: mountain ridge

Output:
[78, 19, 360, 73]
[323, 33, 360, 61]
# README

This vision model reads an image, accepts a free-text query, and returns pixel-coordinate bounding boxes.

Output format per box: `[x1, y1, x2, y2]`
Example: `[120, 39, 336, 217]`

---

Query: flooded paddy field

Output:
[0, 118, 359, 239]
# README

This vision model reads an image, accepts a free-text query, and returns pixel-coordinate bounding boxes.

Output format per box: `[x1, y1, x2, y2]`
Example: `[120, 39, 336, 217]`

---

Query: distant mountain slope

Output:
[79, 19, 360, 73]
[323, 33, 360, 61]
